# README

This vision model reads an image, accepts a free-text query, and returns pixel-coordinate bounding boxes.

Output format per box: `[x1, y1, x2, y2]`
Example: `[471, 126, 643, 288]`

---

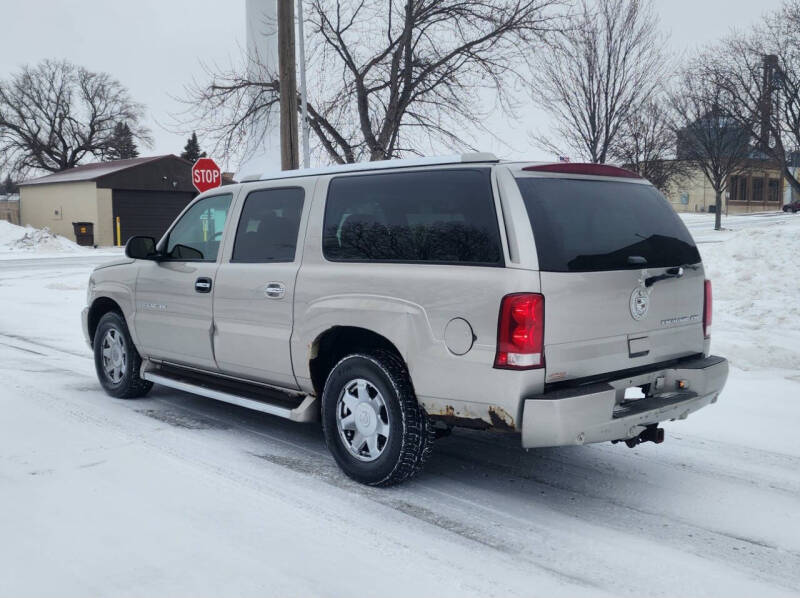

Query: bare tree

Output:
[704, 1, 800, 196]
[610, 97, 689, 192]
[178, 0, 564, 165]
[671, 66, 753, 231]
[0, 60, 150, 176]
[531, 0, 666, 163]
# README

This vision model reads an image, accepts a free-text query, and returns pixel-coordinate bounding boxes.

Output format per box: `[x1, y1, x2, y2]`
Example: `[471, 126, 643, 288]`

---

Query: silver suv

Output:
[83, 154, 728, 486]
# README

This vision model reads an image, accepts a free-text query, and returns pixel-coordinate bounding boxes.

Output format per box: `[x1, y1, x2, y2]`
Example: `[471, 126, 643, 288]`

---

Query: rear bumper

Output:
[521, 355, 728, 448]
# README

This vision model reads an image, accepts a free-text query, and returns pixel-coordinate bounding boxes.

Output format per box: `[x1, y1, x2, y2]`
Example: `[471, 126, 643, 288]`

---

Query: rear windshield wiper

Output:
[645, 267, 684, 287]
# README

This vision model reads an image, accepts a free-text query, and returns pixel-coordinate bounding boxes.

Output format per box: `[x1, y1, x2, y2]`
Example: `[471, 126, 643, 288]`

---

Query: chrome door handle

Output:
[195, 277, 213, 293]
[264, 282, 285, 299]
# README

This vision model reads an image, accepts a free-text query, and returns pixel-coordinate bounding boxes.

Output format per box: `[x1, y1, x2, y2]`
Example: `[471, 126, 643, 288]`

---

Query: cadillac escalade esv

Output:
[83, 154, 729, 486]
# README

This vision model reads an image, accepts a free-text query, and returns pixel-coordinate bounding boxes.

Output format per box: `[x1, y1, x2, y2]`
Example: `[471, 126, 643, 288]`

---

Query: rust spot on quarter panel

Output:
[487, 406, 515, 432]
[428, 405, 515, 432]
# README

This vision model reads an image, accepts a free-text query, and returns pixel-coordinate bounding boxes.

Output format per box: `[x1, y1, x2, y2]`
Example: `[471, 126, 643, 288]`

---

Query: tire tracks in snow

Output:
[2, 332, 799, 594]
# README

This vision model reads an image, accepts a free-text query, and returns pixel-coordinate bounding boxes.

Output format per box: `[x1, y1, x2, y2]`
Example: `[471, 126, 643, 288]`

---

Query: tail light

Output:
[494, 293, 544, 369]
[703, 280, 712, 339]
[522, 163, 641, 178]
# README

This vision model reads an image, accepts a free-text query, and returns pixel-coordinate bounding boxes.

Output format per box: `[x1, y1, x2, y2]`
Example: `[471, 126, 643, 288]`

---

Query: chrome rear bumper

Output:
[521, 356, 728, 448]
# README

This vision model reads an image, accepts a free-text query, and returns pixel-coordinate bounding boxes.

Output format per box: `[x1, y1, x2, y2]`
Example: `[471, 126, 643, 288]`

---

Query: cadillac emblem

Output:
[630, 286, 650, 321]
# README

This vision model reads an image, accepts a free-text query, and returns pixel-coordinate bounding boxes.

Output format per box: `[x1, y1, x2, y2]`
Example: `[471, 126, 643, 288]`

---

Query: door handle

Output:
[264, 282, 285, 299]
[195, 277, 213, 293]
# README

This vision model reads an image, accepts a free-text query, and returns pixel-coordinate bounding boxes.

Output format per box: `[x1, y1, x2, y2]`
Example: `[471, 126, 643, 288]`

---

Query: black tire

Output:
[321, 350, 434, 486]
[93, 311, 153, 399]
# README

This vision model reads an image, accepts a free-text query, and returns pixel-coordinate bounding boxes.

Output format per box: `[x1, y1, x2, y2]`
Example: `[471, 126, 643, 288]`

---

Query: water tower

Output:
[237, 0, 281, 180]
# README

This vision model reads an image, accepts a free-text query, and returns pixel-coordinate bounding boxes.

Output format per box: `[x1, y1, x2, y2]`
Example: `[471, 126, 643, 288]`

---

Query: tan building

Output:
[666, 160, 784, 215]
[19, 155, 196, 247]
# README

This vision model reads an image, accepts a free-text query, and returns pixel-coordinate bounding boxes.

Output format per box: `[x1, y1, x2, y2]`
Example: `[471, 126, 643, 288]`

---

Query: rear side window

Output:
[232, 187, 304, 262]
[516, 178, 700, 272]
[323, 169, 503, 266]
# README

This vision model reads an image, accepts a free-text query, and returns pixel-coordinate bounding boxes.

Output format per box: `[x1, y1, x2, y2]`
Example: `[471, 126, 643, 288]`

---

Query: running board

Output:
[142, 367, 318, 423]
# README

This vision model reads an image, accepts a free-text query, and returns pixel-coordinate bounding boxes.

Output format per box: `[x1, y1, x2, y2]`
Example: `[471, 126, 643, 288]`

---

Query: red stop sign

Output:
[191, 158, 222, 193]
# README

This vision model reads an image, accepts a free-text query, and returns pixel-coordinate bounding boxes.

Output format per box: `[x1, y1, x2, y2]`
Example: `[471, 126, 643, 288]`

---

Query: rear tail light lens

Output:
[703, 280, 712, 339]
[495, 293, 544, 369]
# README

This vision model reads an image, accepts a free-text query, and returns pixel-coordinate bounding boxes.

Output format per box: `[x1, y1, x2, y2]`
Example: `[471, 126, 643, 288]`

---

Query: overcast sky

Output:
[0, 0, 786, 169]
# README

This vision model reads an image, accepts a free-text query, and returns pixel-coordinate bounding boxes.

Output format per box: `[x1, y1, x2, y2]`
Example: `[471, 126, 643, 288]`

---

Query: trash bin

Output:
[72, 222, 94, 246]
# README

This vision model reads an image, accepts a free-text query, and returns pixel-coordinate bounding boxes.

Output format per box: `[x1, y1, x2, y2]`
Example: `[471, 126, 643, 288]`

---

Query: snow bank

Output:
[0, 220, 86, 255]
[698, 216, 800, 370]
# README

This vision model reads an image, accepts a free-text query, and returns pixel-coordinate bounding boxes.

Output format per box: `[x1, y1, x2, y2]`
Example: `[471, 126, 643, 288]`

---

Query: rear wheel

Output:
[321, 351, 433, 486]
[93, 312, 152, 399]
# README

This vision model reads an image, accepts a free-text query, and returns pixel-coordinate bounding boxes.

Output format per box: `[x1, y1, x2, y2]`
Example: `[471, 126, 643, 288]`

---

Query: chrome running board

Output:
[142, 365, 318, 423]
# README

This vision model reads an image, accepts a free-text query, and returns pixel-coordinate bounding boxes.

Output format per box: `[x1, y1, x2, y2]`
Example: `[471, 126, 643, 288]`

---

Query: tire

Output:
[321, 351, 434, 486]
[93, 311, 153, 399]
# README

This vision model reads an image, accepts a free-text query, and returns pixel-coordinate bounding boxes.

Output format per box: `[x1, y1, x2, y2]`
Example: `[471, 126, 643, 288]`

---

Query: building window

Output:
[768, 179, 780, 203]
[729, 175, 745, 202]
[752, 178, 764, 203]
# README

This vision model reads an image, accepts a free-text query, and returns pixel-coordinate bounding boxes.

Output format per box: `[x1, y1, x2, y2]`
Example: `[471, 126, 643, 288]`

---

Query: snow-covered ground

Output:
[1, 213, 799, 597]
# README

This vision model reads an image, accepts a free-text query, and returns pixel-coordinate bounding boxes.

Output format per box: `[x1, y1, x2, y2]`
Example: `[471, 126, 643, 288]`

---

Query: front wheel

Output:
[93, 311, 152, 399]
[321, 351, 434, 486]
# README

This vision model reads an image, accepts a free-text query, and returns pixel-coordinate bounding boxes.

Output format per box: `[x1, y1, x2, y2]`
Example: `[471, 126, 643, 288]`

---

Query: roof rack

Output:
[239, 152, 499, 183]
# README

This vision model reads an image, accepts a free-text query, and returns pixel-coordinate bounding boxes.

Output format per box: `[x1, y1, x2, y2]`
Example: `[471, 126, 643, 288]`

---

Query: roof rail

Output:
[239, 152, 499, 183]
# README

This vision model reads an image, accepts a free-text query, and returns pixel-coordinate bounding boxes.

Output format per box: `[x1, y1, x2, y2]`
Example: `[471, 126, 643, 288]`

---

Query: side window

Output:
[322, 169, 503, 265]
[232, 187, 305, 262]
[166, 193, 232, 261]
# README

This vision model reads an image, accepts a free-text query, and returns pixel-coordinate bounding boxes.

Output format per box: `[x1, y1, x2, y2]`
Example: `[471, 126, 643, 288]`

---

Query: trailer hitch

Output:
[613, 424, 664, 448]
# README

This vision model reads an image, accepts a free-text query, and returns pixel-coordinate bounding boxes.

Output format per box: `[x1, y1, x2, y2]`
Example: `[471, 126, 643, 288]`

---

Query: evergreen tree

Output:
[1, 174, 18, 194]
[180, 131, 206, 162]
[105, 122, 139, 160]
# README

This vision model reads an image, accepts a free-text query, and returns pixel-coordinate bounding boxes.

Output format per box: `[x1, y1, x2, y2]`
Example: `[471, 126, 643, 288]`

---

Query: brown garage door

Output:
[112, 190, 195, 245]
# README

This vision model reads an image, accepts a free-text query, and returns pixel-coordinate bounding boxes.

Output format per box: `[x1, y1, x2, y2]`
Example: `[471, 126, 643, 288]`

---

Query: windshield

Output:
[515, 177, 701, 272]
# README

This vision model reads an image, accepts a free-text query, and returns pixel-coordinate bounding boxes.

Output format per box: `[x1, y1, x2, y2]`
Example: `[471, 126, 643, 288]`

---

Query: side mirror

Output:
[125, 236, 159, 260]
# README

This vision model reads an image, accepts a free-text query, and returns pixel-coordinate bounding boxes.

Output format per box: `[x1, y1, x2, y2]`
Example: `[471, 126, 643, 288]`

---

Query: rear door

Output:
[212, 182, 313, 389]
[514, 175, 705, 383]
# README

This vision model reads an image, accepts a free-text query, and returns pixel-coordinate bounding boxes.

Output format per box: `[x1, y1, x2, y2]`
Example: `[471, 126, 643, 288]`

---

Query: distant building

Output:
[19, 155, 196, 246]
[664, 159, 785, 214]
[0, 193, 20, 225]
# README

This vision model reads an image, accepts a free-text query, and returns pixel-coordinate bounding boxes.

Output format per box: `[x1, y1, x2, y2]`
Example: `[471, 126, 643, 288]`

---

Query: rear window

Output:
[323, 169, 503, 266]
[515, 177, 700, 272]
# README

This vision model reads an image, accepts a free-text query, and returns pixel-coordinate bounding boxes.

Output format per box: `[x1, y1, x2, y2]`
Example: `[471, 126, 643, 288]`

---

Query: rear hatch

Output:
[515, 174, 705, 383]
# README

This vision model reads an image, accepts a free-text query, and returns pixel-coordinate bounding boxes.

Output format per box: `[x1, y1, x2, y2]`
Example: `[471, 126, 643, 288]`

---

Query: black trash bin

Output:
[72, 222, 95, 246]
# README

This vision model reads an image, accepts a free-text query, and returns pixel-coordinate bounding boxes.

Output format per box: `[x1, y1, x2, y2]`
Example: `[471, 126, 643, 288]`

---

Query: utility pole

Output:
[278, 0, 299, 170]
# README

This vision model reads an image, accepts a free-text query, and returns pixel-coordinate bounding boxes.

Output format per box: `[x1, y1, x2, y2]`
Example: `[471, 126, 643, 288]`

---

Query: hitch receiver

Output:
[614, 424, 665, 448]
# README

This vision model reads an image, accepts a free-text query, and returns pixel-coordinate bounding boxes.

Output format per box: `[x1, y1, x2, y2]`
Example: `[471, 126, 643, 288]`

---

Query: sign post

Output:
[192, 158, 222, 193]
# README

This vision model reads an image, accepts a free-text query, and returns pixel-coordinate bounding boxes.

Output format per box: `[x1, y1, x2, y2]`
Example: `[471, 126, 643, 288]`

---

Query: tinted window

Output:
[166, 193, 232, 261]
[323, 169, 503, 265]
[516, 178, 700, 272]
[232, 188, 305, 262]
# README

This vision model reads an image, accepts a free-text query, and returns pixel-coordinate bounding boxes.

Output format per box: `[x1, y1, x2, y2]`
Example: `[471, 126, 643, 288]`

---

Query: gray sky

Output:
[0, 0, 784, 168]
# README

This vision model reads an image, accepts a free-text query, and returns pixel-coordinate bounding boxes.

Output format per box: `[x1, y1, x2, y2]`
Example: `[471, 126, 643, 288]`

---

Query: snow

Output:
[0, 220, 83, 253]
[1, 212, 799, 597]
[0, 220, 121, 260]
